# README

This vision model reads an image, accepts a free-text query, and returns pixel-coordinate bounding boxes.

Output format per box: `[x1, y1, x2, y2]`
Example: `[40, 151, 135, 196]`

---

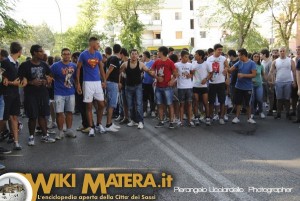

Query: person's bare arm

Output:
[268, 61, 276, 82]
[76, 61, 82, 94]
[223, 59, 229, 75]
[238, 69, 257, 79]
[291, 59, 297, 88]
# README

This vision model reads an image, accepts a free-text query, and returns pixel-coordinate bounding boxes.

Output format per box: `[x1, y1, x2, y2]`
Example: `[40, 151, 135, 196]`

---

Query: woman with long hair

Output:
[251, 52, 266, 119]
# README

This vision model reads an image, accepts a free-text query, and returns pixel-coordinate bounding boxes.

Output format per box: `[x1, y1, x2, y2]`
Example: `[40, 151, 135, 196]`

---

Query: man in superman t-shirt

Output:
[76, 37, 106, 137]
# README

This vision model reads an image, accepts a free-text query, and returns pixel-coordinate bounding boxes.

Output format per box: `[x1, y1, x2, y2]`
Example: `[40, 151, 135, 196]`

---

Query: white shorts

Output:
[83, 81, 104, 103]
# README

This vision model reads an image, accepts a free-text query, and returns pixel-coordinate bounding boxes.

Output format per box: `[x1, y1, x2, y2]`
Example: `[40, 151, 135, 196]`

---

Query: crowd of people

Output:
[0, 37, 299, 170]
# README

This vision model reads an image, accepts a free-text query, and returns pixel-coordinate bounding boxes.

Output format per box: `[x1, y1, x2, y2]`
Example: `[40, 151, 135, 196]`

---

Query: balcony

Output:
[142, 39, 163, 47]
[143, 20, 162, 31]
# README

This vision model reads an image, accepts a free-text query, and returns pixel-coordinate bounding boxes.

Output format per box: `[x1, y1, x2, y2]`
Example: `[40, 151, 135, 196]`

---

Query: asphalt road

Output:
[1, 112, 300, 201]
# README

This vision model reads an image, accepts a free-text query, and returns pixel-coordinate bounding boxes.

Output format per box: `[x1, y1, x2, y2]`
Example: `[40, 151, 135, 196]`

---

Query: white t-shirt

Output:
[275, 57, 293, 82]
[206, 55, 227, 84]
[175, 62, 193, 89]
[192, 60, 212, 88]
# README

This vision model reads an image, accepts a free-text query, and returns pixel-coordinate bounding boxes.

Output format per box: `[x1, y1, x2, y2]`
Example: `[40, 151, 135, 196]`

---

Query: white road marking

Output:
[145, 125, 257, 201]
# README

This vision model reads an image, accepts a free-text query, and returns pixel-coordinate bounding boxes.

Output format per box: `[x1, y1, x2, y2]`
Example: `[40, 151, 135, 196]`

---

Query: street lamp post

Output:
[54, 0, 63, 48]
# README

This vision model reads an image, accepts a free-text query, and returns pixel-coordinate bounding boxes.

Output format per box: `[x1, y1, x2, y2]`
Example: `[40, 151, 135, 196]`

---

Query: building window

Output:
[154, 32, 161, 39]
[191, 37, 195, 47]
[175, 12, 182, 20]
[190, 19, 194, 29]
[153, 13, 160, 20]
[190, 0, 194, 10]
[200, 31, 206, 38]
[176, 31, 182, 39]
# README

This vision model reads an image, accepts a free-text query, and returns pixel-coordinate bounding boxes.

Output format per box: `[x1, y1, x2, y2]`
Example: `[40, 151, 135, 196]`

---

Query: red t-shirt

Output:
[151, 58, 176, 88]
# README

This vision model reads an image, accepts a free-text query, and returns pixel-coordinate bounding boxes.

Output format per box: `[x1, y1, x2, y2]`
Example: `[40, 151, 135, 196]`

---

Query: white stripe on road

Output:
[143, 127, 232, 201]
[145, 125, 257, 201]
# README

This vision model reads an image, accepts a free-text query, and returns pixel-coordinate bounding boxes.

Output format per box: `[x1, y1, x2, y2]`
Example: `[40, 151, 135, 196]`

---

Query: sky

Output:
[14, 0, 81, 32]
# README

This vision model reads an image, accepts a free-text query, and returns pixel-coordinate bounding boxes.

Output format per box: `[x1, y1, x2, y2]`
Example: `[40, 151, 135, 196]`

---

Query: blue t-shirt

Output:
[233, 60, 256, 90]
[78, 50, 103, 81]
[51, 61, 77, 96]
[143, 60, 154, 84]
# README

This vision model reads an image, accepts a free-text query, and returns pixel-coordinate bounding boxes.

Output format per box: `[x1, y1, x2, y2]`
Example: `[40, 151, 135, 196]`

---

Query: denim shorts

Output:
[106, 81, 119, 108]
[54, 95, 75, 113]
[178, 88, 193, 102]
[275, 82, 292, 100]
[155, 87, 173, 105]
[0, 95, 4, 120]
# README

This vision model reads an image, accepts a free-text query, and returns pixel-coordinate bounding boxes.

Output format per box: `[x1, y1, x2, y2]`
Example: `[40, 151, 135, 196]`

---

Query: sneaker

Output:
[0, 130, 10, 142]
[177, 121, 183, 127]
[119, 118, 130, 125]
[127, 120, 138, 127]
[205, 118, 211, 126]
[0, 164, 5, 170]
[95, 125, 106, 134]
[232, 117, 240, 124]
[219, 118, 225, 125]
[247, 118, 256, 124]
[13, 142, 22, 151]
[155, 121, 164, 128]
[188, 122, 195, 128]
[0, 147, 11, 154]
[28, 137, 35, 146]
[47, 122, 57, 129]
[55, 131, 64, 140]
[169, 122, 175, 129]
[88, 128, 95, 137]
[137, 122, 144, 129]
[213, 114, 219, 121]
[105, 125, 119, 132]
[260, 113, 266, 119]
[65, 130, 76, 138]
[82, 127, 92, 133]
[151, 111, 156, 117]
[194, 118, 200, 126]
[274, 114, 281, 119]
[35, 128, 42, 134]
[115, 115, 123, 122]
[250, 114, 254, 119]
[143, 112, 147, 118]
[7, 135, 14, 144]
[18, 122, 23, 131]
[47, 129, 56, 134]
[41, 135, 56, 143]
[112, 123, 121, 129]
[183, 114, 187, 120]
[224, 114, 229, 122]
[76, 126, 85, 131]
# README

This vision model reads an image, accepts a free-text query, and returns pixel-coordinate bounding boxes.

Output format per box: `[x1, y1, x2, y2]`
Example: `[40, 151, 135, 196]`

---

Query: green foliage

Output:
[268, 0, 300, 51]
[63, 0, 107, 52]
[214, 0, 268, 48]
[225, 29, 269, 52]
[0, 0, 30, 43]
[104, 0, 160, 51]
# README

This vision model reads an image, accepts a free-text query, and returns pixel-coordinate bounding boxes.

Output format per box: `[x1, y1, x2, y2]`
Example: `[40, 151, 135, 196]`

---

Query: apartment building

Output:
[140, 0, 223, 52]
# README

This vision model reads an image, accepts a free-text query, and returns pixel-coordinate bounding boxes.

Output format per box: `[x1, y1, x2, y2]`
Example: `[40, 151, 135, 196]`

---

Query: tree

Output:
[268, 0, 300, 50]
[210, 0, 268, 49]
[63, 0, 105, 51]
[103, 0, 160, 50]
[224, 29, 269, 52]
[0, 0, 30, 42]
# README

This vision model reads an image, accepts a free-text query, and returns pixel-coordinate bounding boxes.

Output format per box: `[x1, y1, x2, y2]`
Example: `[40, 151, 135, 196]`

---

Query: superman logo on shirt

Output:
[87, 58, 99, 68]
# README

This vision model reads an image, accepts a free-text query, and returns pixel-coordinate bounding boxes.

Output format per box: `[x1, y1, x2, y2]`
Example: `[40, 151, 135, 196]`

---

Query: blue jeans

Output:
[251, 85, 263, 114]
[106, 81, 119, 108]
[0, 95, 4, 120]
[126, 84, 143, 123]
